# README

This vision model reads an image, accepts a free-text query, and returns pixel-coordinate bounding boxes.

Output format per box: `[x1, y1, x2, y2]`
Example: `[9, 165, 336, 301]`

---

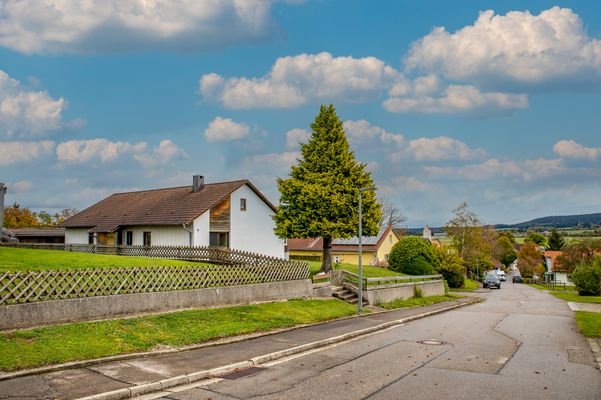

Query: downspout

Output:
[182, 223, 193, 247]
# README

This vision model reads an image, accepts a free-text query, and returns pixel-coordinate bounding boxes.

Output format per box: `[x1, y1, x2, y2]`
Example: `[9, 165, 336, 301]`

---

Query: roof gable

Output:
[62, 180, 275, 232]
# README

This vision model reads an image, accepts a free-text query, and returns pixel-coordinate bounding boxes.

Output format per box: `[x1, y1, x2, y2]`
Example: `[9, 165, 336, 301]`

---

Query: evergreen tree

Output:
[547, 228, 566, 250]
[274, 105, 381, 273]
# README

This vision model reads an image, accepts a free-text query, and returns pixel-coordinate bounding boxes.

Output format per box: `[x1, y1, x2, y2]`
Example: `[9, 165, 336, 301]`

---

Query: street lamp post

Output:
[358, 186, 376, 316]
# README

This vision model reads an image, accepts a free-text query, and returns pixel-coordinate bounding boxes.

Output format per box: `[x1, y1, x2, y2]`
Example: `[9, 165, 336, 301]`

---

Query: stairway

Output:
[331, 285, 368, 306]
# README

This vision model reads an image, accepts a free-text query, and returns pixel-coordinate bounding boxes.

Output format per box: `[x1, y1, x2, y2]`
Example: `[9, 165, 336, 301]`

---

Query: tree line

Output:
[3, 203, 78, 229]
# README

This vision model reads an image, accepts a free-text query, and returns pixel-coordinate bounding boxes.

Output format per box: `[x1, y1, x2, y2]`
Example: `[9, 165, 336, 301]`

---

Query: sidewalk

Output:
[0, 297, 479, 400]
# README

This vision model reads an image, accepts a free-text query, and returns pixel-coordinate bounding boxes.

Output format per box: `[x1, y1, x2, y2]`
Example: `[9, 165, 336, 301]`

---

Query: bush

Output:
[413, 285, 423, 298]
[572, 258, 601, 296]
[388, 237, 436, 275]
[434, 247, 465, 288]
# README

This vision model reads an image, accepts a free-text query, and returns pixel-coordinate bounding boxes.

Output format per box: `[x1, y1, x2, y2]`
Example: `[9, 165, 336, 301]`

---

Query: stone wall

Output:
[0, 280, 313, 330]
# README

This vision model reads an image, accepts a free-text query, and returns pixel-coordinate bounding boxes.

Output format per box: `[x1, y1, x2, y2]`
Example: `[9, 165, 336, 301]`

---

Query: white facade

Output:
[230, 185, 285, 258]
[65, 228, 90, 244]
[64, 183, 285, 258]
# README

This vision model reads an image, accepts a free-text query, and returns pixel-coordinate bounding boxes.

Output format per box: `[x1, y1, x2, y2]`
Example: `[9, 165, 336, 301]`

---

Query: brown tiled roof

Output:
[288, 226, 397, 253]
[8, 228, 65, 237]
[62, 180, 275, 232]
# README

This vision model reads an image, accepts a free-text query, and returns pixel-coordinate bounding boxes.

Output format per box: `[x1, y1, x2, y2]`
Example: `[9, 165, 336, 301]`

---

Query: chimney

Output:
[192, 175, 204, 193]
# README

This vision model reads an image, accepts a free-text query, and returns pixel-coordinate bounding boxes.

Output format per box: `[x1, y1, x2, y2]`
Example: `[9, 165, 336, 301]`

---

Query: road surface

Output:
[161, 283, 601, 400]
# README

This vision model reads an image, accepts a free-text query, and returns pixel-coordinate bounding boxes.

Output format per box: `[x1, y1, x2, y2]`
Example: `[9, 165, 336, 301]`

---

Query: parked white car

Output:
[496, 270, 506, 281]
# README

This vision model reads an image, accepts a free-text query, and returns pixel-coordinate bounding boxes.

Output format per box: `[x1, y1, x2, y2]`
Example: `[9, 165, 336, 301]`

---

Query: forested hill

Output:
[496, 212, 601, 229]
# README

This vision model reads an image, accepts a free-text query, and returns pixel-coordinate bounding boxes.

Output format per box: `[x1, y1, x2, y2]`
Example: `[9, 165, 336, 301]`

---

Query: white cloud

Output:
[0, 140, 55, 165]
[200, 52, 399, 109]
[0, 71, 67, 138]
[0, 0, 281, 54]
[425, 158, 565, 181]
[6, 180, 33, 193]
[56, 139, 147, 163]
[384, 84, 528, 115]
[405, 7, 601, 87]
[392, 176, 429, 192]
[390, 136, 486, 162]
[343, 120, 404, 147]
[204, 117, 250, 142]
[286, 128, 310, 149]
[241, 151, 299, 171]
[133, 140, 186, 168]
[553, 140, 601, 160]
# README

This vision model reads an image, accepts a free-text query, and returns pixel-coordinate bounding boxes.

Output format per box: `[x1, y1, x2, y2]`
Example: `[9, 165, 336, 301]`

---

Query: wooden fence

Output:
[0, 263, 310, 305]
[0, 242, 307, 269]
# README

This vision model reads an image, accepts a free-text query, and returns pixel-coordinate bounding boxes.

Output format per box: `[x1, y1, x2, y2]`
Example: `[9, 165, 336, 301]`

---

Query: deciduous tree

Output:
[3, 203, 38, 228]
[518, 241, 545, 278]
[274, 105, 381, 273]
[555, 239, 601, 272]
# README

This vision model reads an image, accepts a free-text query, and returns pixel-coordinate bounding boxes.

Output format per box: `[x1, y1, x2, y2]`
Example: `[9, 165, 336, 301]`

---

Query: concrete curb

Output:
[77, 298, 480, 400]
[587, 338, 601, 371]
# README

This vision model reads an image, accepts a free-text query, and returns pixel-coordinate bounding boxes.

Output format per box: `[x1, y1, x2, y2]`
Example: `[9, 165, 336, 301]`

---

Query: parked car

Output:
[483, 274, 501, 289]
[512, 275, 523, 283]
[496, 270, 506, 281]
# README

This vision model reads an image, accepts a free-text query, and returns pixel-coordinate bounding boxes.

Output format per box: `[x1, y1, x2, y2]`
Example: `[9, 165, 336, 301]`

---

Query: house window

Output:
[116, 231, 123, 246]
[143, 231, 151, 247]
[333, 255, 340, 264]
[126, 231, 133, 246]
[240, 198, 247, 211]
[88, 233, 94, 244]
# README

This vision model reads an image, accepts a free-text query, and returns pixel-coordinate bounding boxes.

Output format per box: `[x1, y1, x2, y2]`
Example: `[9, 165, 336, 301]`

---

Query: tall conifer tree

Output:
[274, 105, 381, 273]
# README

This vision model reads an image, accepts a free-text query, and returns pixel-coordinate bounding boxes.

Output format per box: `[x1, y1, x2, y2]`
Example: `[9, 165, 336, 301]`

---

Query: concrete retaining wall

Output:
[0, 280, 313, 330]
[359, 280, 445, 305]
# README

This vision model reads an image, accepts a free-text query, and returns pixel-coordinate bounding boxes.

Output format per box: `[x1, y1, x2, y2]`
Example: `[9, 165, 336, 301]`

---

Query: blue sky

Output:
[1, 0, 601, 227]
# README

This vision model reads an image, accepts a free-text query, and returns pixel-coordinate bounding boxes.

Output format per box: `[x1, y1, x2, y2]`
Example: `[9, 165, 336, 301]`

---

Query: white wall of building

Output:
[65, 228, 90, 244]
[123, 225, 189, 246]
[230, 185, 285, 258]
[192, 212, 210, 246]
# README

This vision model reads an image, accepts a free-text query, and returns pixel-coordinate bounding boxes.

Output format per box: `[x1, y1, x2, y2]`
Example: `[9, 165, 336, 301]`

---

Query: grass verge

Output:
[450, 278, 479, 292]
[379, 294, 463, 310]
[574, 311, 601, 338]
[307, 261, 403, 278]
[0, 299, 356, 372]
[0, 247, 209, 272]
[527, 284, 601, 303]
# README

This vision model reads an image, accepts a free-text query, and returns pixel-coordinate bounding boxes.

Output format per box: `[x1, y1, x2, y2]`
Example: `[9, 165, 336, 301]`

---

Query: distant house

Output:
[288, 225, 400, 266]
[543, 250, 572, 285]
[7, 228, 65, 244]
[62, 176, 285, 258]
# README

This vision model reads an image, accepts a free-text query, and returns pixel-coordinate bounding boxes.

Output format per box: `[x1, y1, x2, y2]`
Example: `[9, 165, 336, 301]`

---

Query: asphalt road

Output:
[161, 283, 601, 400]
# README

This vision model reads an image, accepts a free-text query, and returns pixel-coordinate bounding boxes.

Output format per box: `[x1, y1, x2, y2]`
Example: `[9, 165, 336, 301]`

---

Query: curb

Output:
[77, 298, 479, 400]
[587, 338, 601, 371]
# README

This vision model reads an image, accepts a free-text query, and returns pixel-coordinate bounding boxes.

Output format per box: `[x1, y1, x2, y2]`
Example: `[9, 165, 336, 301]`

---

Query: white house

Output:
[62, 176, 285, 258]
[543, 250, 572, 285]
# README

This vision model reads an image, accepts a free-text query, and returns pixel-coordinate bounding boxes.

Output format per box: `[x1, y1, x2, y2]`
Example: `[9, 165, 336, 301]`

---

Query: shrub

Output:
[572, 258, 601, 296]
[388, 237, 436, 275]
[434, 247, 465, 288]
[413, 284, 423, 298]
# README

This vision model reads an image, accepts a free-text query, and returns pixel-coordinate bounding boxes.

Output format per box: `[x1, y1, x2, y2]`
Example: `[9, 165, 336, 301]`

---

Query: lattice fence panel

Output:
[0, 263, 310, 305]
[1, 243, 308, 271]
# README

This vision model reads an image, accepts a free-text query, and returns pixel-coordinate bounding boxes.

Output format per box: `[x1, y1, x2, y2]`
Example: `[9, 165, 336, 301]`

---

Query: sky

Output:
[1, 0, 601, 227]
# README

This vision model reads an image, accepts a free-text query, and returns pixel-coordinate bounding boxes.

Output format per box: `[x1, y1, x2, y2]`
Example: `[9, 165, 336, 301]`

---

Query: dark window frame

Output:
[143, 231, 151, 247]
[240, 198, 247, 211]
[126, 231, 133, 246]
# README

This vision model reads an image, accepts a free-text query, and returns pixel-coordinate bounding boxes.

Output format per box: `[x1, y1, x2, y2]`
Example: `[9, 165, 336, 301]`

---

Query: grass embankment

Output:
[307, 261, 404, 278]
[575, 311, 601, 338]
[450, 278, 479, 292]
[380, 294, 463, 310]
[0, 299, 356, 372]
[0, 247, 210, 272]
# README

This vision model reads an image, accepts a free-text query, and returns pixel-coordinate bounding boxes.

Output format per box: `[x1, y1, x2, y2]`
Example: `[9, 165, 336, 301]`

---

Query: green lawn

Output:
[308, 261, 403, 278]
[574, 311, 601, 338]
[379, 294, 463, 310]
[0, 247, 209, 272]
[0, 299, 356, 372]
[450, 278, 479, 292]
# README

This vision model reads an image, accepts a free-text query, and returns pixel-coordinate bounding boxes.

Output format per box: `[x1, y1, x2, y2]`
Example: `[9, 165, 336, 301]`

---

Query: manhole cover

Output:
[220, 367, 265, 380]
[417, 339, 444, 345]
